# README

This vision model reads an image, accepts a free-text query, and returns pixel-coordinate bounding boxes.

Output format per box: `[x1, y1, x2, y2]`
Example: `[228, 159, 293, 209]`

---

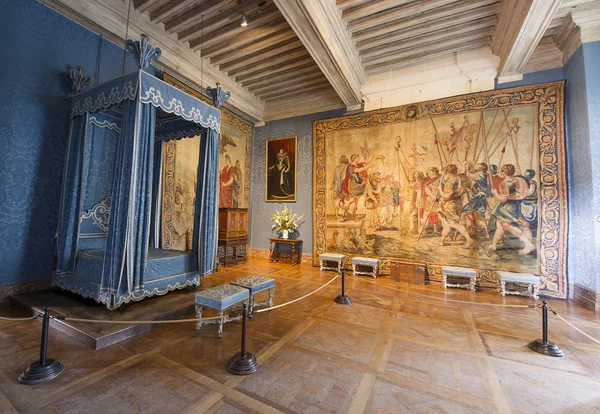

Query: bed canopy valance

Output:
[53, 36, 225, 309]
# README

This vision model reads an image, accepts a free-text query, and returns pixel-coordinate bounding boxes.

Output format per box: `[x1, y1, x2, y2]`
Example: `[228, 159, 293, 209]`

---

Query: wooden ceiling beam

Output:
[363, 28, 493, 66]
[219, 42, 305, 72]
[492, 0, 562, 83]
[336, 0, 367, 11]
[365, 37, 491, 72]
[209, 30, 298, 65]
[249, 72, 327, 94]
[133, 0, 162, 14]
[274, 0, 365, 109]
[178, 0, 258, 42]
[342, 0, 414, 22]
[360, 20, 496, 60]
[261, 81, 333, 100]
[242, 64, 321, 88]
[163, 0, 235, 34]
[234, 57, 316, 83]
[352, 0, 498, 42]
[255, 77, 330, 98]
[356, 4, 499, 51]
[263, 89, 343, 121]
[227, 48, 311, 78]
[188, 5, 281, 50]
[200, 18, 289, 57]
[348, 0, 460, 32]
[150, 0, 198, 24]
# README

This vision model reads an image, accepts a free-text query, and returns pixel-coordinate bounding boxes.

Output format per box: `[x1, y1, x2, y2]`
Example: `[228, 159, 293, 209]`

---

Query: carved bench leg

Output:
[470, 277, 476, 292]
[442, 274, 447, 289]
[268, 287, 275, 307]
[352, 264, 357, 276]
[500, 281, 506, 296]
[195, 305, 203, 330]
[218, 310, 224, 339]
[373, 266, 378, 279]
[533, 283, 540, 300]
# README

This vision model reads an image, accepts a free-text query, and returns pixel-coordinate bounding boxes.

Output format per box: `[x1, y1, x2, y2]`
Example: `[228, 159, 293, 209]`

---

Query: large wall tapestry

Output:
[162, 74, 253, 250]
[313, 81, 567, 298]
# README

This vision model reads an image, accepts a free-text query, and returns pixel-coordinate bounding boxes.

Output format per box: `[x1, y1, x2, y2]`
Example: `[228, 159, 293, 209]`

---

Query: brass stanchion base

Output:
[528, 339, 564, 357]
[19, 359, 64, 384]
[334, 295, 352, 305]
[226, 352, 258, 375]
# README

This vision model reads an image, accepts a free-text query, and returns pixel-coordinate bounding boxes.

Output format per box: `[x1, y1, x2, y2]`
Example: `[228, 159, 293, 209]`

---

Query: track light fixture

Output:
[240, 12, 248, 27]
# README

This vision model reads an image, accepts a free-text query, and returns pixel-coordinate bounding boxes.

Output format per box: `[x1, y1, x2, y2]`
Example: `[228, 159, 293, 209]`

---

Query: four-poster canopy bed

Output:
[53, 37, 225, 309]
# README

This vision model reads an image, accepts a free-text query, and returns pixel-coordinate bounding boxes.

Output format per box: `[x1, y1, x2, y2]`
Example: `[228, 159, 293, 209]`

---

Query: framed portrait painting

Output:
[266, 136, 297, 202]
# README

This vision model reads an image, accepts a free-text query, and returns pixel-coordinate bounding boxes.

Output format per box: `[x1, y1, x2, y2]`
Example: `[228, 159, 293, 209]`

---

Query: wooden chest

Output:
[390, 261, 427, 285]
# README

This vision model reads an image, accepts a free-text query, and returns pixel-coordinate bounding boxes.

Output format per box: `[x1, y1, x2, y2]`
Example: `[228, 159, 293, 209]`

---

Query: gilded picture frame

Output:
[313, 81, 567, 298]
[266, 136, 297, 202]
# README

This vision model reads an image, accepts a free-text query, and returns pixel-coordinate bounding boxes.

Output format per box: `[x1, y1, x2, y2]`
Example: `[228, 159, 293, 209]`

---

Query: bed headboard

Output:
[79, 196, 112, 250]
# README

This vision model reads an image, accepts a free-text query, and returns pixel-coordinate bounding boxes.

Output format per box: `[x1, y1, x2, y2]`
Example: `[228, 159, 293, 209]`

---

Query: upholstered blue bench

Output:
[230, 275, 275, 314]
[352, 256, 380, 279]
[319, 253, 346, 272]
[195, 285, 249, 338]
[496, 271, 541, 299]
[442, 266, 477, 292]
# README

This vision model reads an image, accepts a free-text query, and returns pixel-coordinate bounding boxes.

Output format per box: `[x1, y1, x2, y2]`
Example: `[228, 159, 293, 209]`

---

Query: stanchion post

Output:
[19, 308, 65, 384]
[528, 301, 564, 357]
[226, 303, 258, 375]
[334, 268, 352, 305]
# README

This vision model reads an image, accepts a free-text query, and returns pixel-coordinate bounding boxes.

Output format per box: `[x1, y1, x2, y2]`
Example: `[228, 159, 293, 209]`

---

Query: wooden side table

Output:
[269, 238, 303, 265]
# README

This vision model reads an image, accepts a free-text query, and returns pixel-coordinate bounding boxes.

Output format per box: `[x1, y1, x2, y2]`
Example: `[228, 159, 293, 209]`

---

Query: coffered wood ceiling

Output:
[337, 0, 501, 74]
[39, 0, 600, 122]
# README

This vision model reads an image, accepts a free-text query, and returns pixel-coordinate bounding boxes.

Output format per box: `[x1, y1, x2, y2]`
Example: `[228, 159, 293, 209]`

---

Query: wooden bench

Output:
[195, 285, 249, 338]
[352, 257, 380, 279]
[442, 266, 477, 292]
[496, 271, 541, 300]
[319, 253, 346, 272]
[230, 275, 275, 314]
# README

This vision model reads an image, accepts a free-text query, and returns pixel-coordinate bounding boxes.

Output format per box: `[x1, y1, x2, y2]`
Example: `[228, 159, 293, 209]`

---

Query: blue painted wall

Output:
[0, 0, 138, 285]
[250, 109, 345, 253]
[567, 41, 600, 293]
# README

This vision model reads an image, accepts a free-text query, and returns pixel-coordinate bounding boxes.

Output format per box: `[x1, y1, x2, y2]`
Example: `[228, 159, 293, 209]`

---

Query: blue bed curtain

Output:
[192, 128, 220, 275]
[102, 99, 156, 299]
[55, 113, 88, 274]
[150, 140, 163, 249]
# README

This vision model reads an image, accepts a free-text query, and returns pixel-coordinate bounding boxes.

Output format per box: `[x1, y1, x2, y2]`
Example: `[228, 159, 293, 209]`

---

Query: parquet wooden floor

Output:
[1, 258, 600, 413]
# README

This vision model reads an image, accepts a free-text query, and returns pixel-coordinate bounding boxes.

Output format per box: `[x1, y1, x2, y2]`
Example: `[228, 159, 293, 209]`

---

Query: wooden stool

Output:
[230, 275, 275, 314]
[442, 266, 476, 292]
[352, 257, 380, 279]
[496, 271, 541, 299]
[195, 285, 249, 338]
[319, 253, 346, 272]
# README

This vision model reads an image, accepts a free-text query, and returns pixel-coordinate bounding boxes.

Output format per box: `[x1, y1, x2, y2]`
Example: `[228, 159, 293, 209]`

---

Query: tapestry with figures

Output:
[313, 81, 567, 298]
[161, 74, 253, 250]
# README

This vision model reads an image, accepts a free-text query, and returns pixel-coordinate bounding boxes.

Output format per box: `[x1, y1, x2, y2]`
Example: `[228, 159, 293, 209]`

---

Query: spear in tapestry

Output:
[394, 136, 409, 181]
[475, 108, 509, 164]
[429, 117, 447, 166]
[506, 117, 522, 175]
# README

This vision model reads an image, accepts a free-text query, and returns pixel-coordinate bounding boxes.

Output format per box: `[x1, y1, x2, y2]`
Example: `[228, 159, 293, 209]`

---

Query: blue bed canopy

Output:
[53, 36, 228, 309]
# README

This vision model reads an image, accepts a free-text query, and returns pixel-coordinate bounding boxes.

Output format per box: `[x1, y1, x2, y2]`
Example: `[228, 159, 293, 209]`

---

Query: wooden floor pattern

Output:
[1, 258, 600, 413]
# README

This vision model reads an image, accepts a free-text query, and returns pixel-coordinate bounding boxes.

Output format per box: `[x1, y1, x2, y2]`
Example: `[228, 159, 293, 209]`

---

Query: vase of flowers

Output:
[271, 205, 303, 239]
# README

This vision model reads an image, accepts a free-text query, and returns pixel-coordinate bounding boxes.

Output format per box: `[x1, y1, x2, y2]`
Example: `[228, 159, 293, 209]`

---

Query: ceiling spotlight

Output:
[240, 12, 248, 27]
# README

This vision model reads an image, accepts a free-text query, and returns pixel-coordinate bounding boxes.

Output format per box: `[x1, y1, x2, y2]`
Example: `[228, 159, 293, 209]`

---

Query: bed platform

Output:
[54, 248, 200, 310]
